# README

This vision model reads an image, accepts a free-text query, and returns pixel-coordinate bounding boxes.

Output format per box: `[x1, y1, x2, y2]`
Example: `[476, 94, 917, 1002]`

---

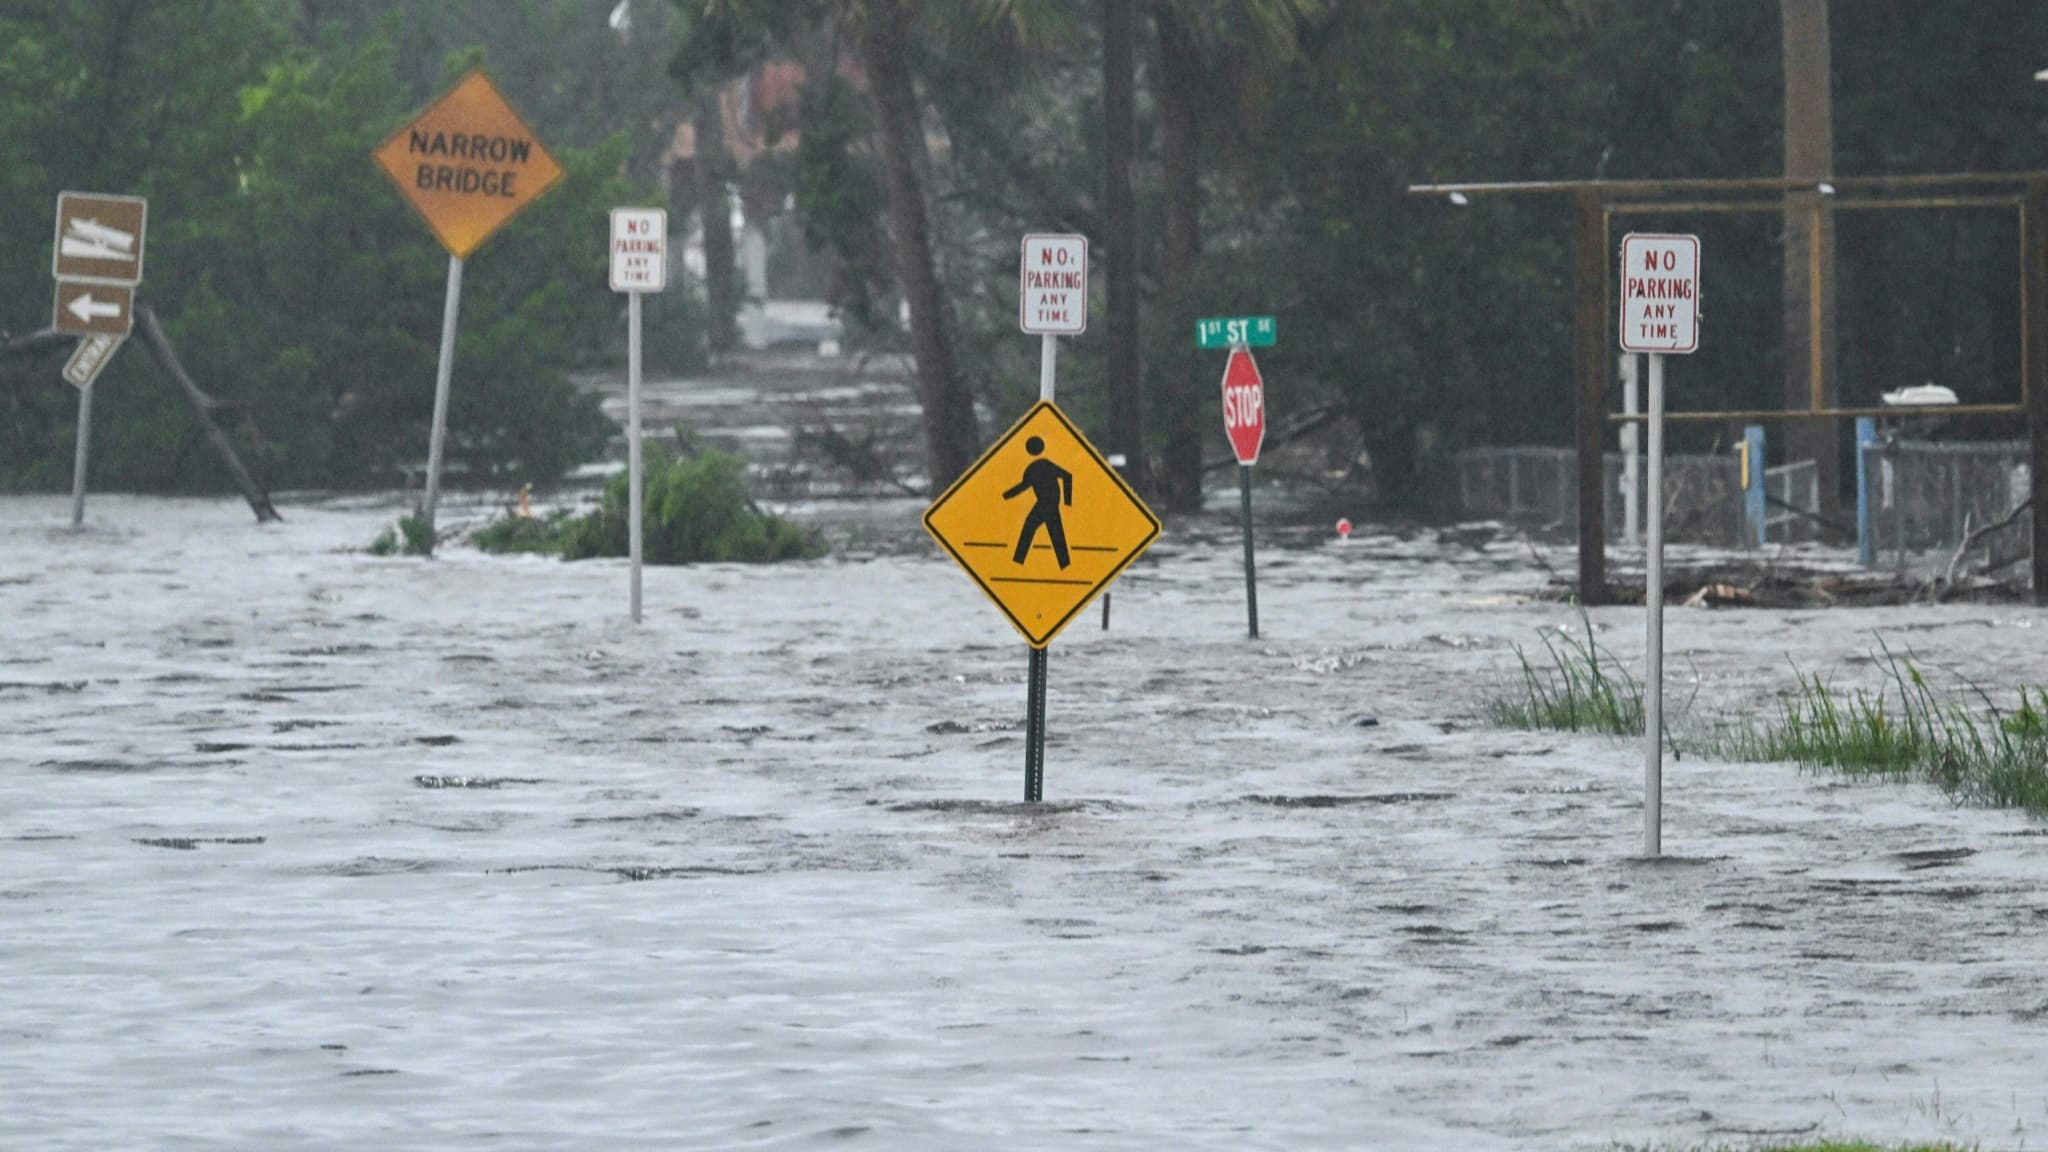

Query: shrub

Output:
[469, 509, 572, 556]
[368, 514, 435, 556]
[470, 444, 823, 565]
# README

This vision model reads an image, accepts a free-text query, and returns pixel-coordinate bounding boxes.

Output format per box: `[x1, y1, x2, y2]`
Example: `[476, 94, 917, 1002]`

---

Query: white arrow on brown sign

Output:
[53, 281, 133, 337]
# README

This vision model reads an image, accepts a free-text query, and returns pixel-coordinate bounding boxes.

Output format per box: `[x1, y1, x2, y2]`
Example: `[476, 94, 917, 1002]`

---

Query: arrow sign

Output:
[67, 293, 122, 323]
[53, 281, 132, 337]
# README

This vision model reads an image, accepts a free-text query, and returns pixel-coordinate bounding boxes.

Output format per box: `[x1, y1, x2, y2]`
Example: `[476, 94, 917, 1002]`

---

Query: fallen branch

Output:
[1940, 511, 1975, 592]
[1959, 496, 2032, 552]
[135, 304, 282, 524]
[1936, 497, 2034, 599]
[2, 328, 74, 361]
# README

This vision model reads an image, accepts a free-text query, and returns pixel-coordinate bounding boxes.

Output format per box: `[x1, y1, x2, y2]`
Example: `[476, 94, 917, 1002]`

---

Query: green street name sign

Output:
[1196, 315, 1275, 349]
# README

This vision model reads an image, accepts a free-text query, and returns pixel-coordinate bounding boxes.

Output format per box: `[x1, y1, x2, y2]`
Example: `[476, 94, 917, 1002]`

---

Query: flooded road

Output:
[3, 495, 2046, 1150]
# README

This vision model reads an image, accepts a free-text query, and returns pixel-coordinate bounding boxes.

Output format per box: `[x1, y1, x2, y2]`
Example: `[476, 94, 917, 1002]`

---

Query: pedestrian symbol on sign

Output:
[924, 401, 1160, 649]
[1004, 436, 1073, 568]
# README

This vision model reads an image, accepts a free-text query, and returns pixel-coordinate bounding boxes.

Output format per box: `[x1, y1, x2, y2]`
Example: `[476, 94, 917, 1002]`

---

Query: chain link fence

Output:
[1454, 446, 1748, 547]
[1862, 438, 2031, 571]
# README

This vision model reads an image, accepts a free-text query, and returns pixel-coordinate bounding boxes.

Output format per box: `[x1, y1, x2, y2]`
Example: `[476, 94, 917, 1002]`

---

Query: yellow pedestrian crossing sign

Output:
[925, 402, 1161, 649]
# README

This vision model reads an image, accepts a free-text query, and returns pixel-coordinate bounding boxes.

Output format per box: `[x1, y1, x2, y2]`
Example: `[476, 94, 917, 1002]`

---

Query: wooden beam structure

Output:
[1411, 170, 2047, 602]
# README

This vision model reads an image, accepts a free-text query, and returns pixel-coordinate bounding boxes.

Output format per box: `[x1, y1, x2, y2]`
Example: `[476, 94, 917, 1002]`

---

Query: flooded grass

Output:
[1615, 1142, 1973, 1152]
[1484, 608, 1644, 737]
[1491, 625, 2048, 819]
[1701, 643, 2048, 817]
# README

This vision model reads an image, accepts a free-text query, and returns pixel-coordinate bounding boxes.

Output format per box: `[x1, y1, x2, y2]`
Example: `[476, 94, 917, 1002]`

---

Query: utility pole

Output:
[1782, 0, 1839, 518]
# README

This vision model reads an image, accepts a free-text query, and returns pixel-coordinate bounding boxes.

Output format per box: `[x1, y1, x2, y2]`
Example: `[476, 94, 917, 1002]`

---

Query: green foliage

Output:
[470, 444, 824, 564]
[468, 509, 573, 555]
[1484, 607, 1644, 737]
[1490, 626, 2048, 818]
[2, 3, 697, 495]
[792, 74, 894, 335]
[368, 514, 435, 556]
[1706, 644, 2048, 816]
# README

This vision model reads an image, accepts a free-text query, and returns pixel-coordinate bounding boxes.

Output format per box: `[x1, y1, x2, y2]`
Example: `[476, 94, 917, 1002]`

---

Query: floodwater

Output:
[3, 494, 2045, 1150]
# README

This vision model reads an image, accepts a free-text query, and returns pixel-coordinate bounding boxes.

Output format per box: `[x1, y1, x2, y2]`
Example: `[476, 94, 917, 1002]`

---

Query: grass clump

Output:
[1485, 606, 1644, 737]
[1709, 642, 2048, 816]
[470, 445, 824, 565]
[368, 514, 434, 556]
[1605, 1131, 1974, 1139]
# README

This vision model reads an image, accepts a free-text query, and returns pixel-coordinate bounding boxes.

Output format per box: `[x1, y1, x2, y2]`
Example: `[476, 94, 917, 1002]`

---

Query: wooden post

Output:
[2027, 180, 2048, 604]
[1573, 188, 1608, 605]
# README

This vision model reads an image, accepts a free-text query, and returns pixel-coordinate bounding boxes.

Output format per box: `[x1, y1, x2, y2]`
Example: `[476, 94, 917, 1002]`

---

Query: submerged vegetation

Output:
[466, 445, 822, 565]
[1484, 608, 1644, 737]
[1488, 629, 2048, 817]
[367, 514, 435, 557]
[1707, 645, 2048, 816]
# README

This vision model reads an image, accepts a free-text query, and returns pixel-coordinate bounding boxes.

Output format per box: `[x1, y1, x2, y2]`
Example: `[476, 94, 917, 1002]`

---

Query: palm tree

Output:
[858, 0, 981, 486]
[1147, 0, 1322, 511]
[1102, 0, 1150, 493]
[674, 0, 980, 487]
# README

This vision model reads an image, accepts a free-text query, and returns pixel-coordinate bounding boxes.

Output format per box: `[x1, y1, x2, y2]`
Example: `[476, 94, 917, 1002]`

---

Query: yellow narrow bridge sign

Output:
[925, 402, 1161, 649]
[373, 70, 563, 259]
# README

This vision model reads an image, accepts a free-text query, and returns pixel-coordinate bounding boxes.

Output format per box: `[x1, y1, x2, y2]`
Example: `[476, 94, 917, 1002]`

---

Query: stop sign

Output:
[1220, 346, 1266, 465]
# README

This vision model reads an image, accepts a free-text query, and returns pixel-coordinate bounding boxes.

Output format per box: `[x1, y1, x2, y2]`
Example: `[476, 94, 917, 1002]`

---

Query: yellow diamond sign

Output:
[925, 402, 1161, 649]
[373, 70, 564, 259]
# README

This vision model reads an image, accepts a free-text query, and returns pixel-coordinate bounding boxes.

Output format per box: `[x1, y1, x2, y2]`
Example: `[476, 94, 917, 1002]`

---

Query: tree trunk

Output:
[695, 86, 740, 355]
[1153, 5, 1202, 512]
[86, 0, 144, 177]
[858, 1, 979, 488]
[135, 305, 283, 524]
[1781, 0, 1838, 515]
[1102, 0, 1151, 492]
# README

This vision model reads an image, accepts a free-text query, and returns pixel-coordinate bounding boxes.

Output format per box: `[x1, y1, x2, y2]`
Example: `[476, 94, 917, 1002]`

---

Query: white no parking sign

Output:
[1620, 233, 1698, 354]
[1619, 232, 1699, 859]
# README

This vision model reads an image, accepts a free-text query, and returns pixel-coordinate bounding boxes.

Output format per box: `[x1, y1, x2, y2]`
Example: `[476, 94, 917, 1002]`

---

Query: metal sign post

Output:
[1644, 350, 1665, 856]
[926, 404, 1157, 802]
[61, 335, 122, 532]
[610, 207, 668, 622]
[1205, 319, 1274, 640]
[420, 255, 464, 551]
[628, 290, 644, 618]
[374, 70, 564, 554]
[1619, 232, 1700, 859]
[52, 192, 147, 532]
[70, 381, 94, 531]
[1013, 233, 1090, 800]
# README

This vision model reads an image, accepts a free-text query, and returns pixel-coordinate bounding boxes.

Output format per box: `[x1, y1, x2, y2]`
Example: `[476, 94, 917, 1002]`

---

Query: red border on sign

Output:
[1019, 233, 1088, 336]
[1618, 232, 1700, 355]
[609, 206, 669, 294]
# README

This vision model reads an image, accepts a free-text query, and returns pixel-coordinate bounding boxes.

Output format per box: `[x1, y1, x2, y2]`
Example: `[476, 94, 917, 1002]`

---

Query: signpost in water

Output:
[1618, 232, 1700, 858]
[373, 71, 563, 555]
[610, 207, 667, 623]
[1200, 317, 1276, 639]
